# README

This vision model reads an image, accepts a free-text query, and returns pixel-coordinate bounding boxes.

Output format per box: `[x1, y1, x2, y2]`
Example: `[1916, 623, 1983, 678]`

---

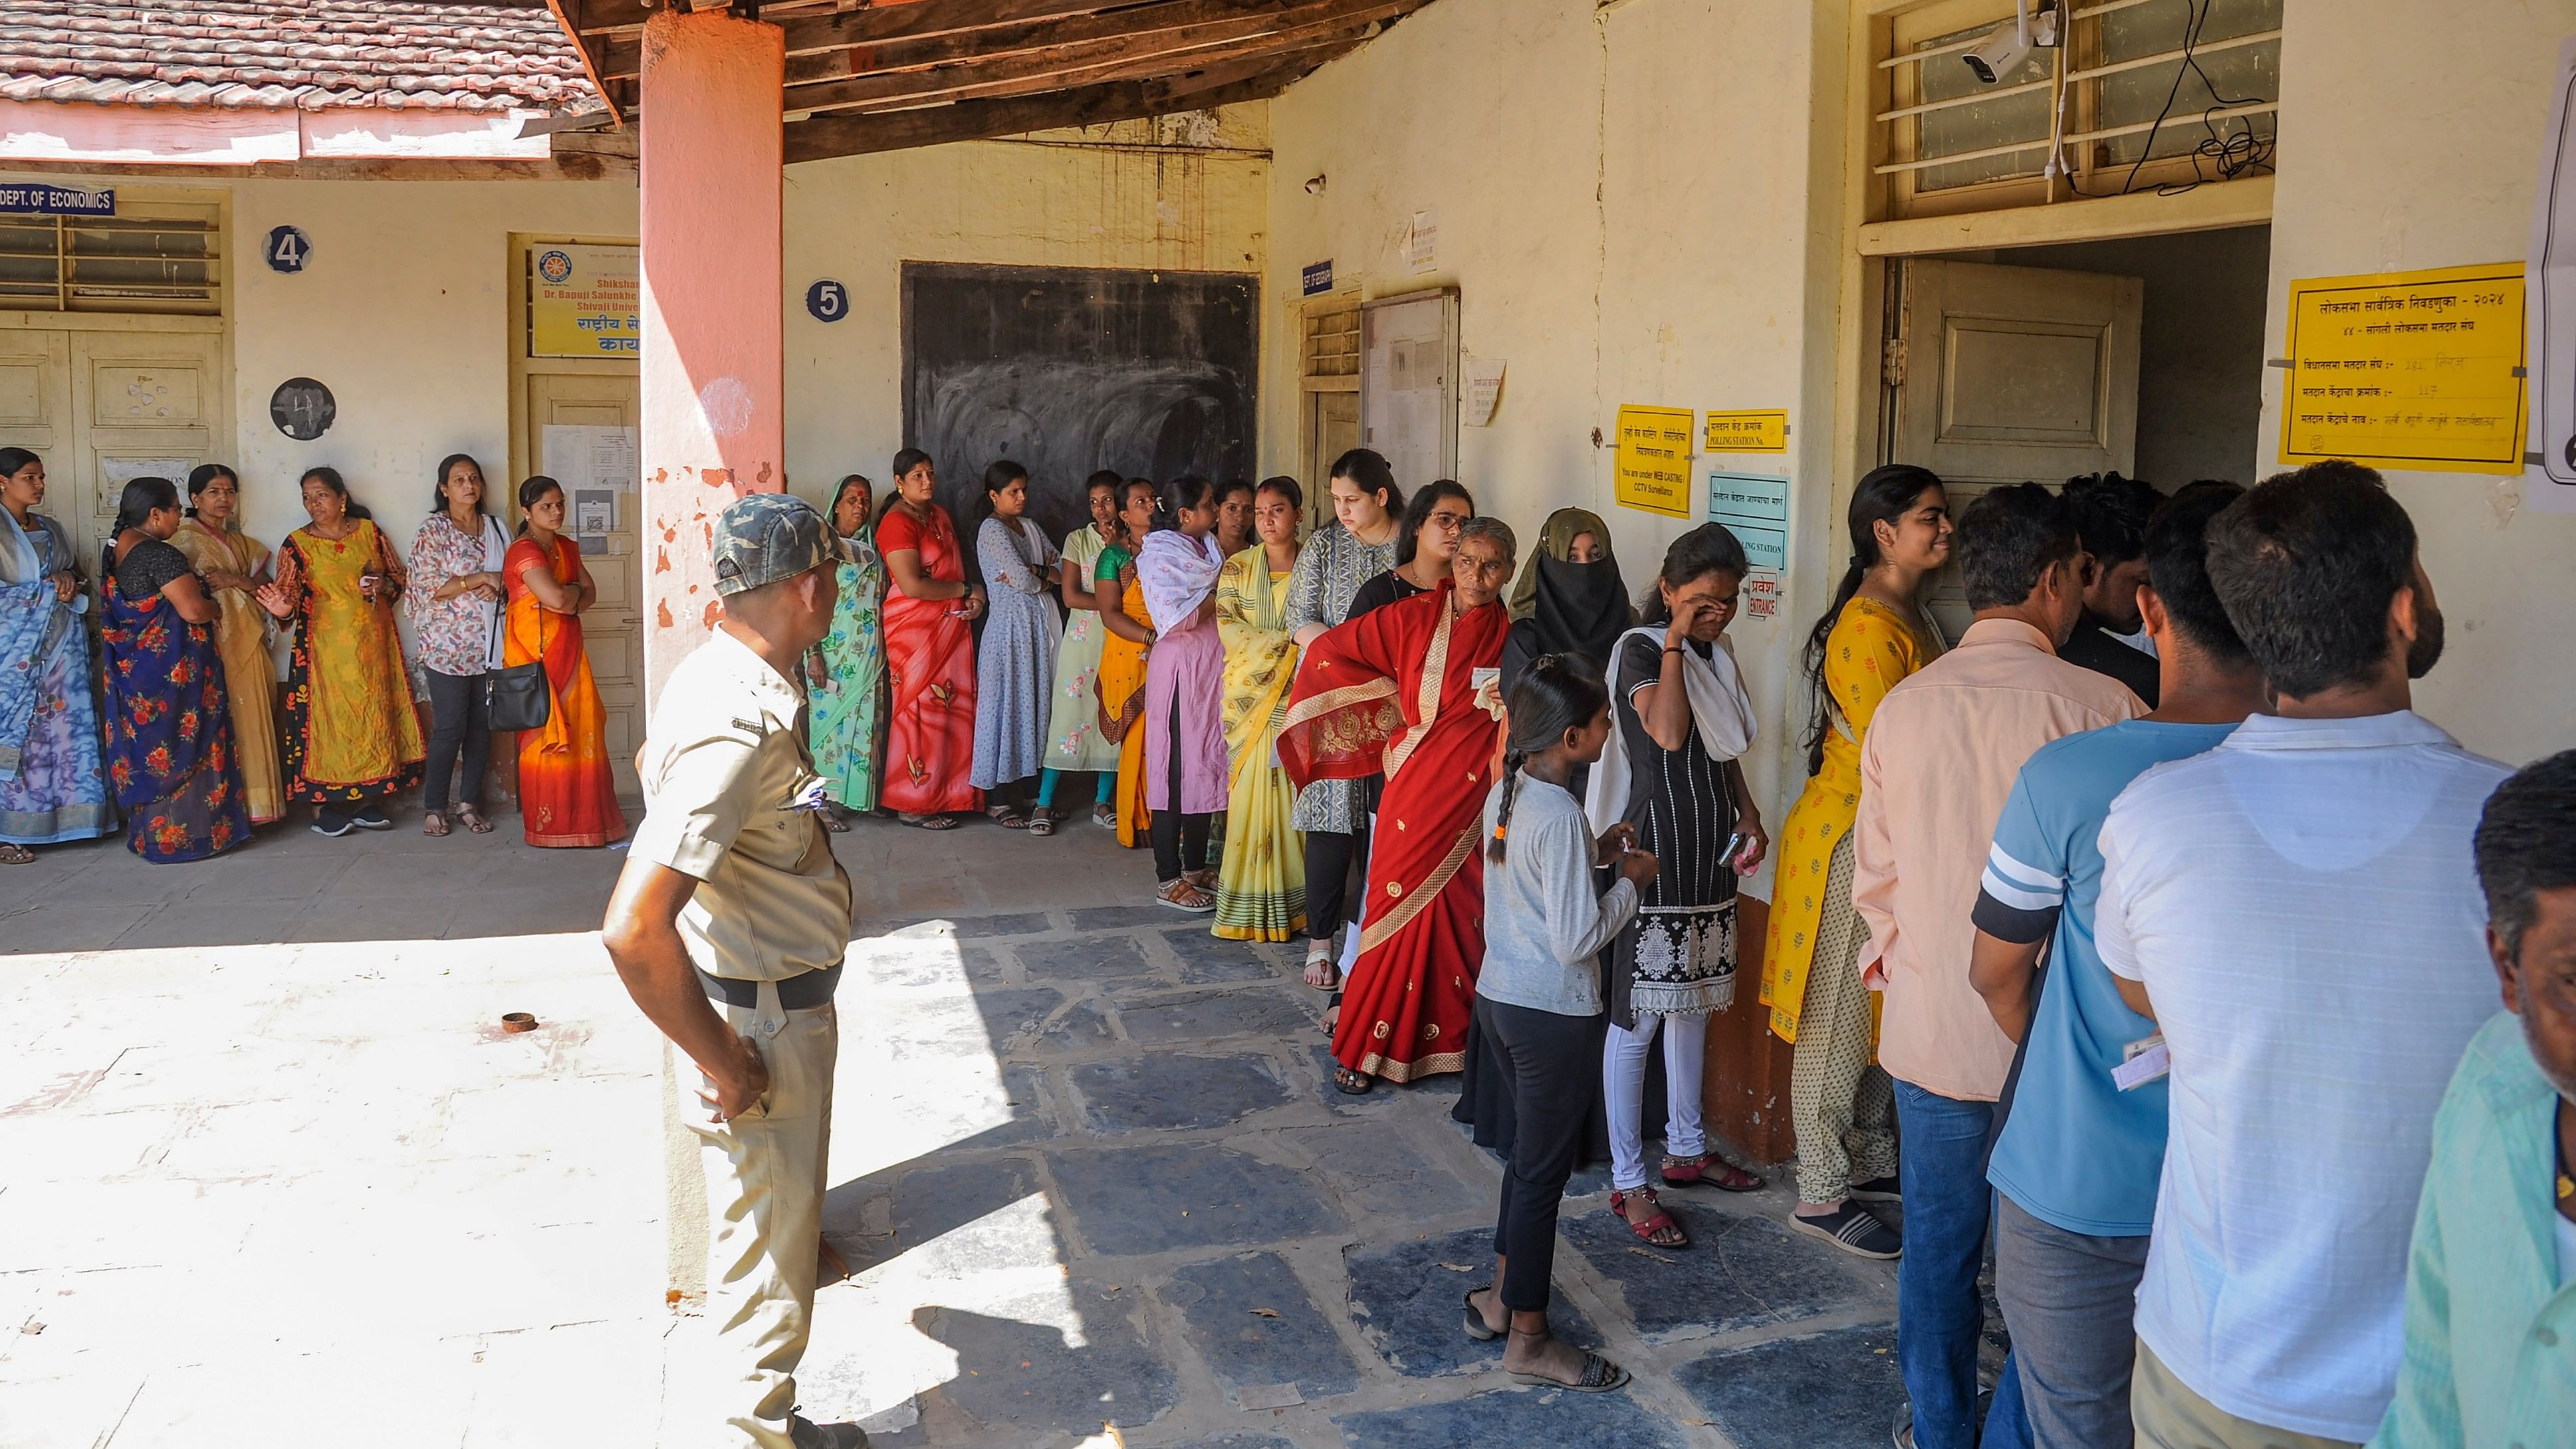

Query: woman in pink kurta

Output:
[1135, 477, 1229, 911]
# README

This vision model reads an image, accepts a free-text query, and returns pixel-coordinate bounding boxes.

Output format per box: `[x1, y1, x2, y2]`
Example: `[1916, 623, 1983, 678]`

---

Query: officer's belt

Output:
[697, 962, 842, 1012]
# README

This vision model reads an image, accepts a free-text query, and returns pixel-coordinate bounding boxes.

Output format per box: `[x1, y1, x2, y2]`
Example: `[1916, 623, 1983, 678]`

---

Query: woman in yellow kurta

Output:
[1093, 480, 1157, 848]
[257, 467, 424, 836]
[503, 476, 626, 848]
[1210, 478, 1306, 941]
[172, 465, 283, 825]
[1760, 464, 1951, 1238]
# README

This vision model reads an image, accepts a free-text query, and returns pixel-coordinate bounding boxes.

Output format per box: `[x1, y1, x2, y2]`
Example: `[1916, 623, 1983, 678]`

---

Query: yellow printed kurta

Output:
[280, 519, 425, 800]
[1211, 547, 1304, 941]
[1758, 596, 1939, 1043]
[171, 518, 283, 824]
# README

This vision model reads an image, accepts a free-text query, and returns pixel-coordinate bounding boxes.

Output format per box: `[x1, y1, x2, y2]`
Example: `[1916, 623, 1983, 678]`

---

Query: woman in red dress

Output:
[503, 476, 626, 847]
[875, 449, 984, 828]
[1280, 516, 1516, 1093]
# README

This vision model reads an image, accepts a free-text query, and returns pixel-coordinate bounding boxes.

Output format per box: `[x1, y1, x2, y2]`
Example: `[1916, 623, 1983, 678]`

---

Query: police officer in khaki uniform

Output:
[603, 493, 866, 1449]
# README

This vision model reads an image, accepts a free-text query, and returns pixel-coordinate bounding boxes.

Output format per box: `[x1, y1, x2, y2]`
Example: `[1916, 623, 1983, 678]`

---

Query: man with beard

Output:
[2095, 461, 2508, 1449]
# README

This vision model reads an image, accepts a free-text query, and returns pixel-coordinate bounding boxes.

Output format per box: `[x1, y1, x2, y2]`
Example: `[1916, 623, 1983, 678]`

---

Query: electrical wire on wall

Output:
[2057, 0, 2276, 200]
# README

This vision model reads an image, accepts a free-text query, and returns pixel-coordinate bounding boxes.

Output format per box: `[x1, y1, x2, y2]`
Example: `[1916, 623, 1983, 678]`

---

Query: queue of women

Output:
[0, 447, 624, 865]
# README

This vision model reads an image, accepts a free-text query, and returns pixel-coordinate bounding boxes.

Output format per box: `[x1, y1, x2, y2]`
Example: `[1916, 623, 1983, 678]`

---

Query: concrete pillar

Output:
[638, 7, 785, 711]
[635, 7, 784, 1301]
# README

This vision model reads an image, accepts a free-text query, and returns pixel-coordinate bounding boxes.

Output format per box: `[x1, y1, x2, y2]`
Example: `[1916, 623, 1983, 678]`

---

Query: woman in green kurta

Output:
[806, 475, 886, 823]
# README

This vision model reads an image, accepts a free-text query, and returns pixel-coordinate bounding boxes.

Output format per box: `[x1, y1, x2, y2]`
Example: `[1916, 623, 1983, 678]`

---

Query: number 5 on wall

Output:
[805, 279, 848, 323]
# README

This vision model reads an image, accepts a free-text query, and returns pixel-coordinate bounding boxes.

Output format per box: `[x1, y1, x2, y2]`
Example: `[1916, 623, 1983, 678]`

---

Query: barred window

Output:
[0, 211, 221, 316]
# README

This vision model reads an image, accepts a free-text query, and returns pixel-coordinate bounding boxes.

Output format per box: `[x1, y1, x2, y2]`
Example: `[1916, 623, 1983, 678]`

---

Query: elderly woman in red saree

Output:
[1280, 516, 1516, 1095]
[876, 449, 984, 828]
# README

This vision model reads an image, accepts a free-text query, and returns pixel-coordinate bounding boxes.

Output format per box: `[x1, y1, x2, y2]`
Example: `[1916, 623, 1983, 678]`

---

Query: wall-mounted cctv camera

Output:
[1304, 174, 1328, 195]
[1963, 0, 2059, 84]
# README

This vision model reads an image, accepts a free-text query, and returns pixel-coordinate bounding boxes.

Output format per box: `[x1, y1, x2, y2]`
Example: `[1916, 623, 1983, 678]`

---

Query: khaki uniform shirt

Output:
[630, 627, 854, 981]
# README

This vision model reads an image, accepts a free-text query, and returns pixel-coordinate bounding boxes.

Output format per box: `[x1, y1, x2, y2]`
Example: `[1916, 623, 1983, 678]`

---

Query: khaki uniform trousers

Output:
[2131, 1339, 2361, 1449]
[690, 977, 839, 1449]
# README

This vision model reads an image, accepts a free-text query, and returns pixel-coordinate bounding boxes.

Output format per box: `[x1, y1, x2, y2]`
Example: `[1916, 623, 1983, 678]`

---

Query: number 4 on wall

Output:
[265, 225, 311, 274]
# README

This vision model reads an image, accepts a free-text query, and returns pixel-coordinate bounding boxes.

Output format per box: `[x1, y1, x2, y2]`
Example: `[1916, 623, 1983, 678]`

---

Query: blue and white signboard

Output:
[265, 225, 312, 274]
[1706, 471, 1790, 574]
[1301, 259, 1334, 296]
[0, 184, 112, 216]
[804, 279, 849, 323]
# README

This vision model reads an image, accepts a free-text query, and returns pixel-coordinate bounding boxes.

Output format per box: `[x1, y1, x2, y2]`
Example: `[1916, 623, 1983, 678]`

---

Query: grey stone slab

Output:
[963, 986, 1072, 1050]
[874, 911, 1050, 939]
[826, 1157, 1059, 1278]
[1017, 935, 1159, 980]
[1026, 996, 1121, 1056]
[910, 1278, 1179, 1435]
[1673, 1323, 1905, 1449]
[1332, 1382, 1689, 1449]
[1308, 1045, 1391, 1116]
[1050, 1143, 1347, 1256]
[1155, 927, 1287, 984]
[1067, 905, 1178, 933]
[1067, 1054, 1294, 1135]
[1163, 1437, 1297, 1449]
[1561, 1200, 1878, 1341]
[850, 943, 1007, 990]
[1278, 1119, 1486, 1222]
[1342, 1227, 1599, 1379]
[1117, 988, 1316, 1045]
[1162, 1251, 1361, 1401]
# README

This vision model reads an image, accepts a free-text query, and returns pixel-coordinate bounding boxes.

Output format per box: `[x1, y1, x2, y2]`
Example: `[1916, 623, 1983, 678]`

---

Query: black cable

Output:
[2057, 0, 2275, 200]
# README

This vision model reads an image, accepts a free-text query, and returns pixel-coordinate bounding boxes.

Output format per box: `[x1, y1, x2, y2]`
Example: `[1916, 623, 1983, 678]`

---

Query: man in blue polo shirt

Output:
[1966, 482, 2264, 1449]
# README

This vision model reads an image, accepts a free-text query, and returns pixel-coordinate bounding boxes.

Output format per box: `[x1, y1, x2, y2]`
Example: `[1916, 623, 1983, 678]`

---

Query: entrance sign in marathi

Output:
[2279, 263, 2527, 475]
[1707, 471, 1790, 573]
[1613, 405, 1695, 518]
[530, 244, 641, 358]
[1704, 409, 1789, 453]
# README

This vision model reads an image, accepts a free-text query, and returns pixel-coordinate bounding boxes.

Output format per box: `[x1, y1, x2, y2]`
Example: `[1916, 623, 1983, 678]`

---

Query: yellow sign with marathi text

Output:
[1614, 405, 1695, 518]
[529, 243, 641, 358]
[2279, 262, 2527, 475]
[1704, 409, 1789, 453]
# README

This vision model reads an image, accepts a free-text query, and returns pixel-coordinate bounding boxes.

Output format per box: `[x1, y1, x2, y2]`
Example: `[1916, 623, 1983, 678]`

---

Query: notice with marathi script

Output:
[1613, 405, 1695, 518]
[529, 244, 642, 359]
[2280, 263, 2527, 475]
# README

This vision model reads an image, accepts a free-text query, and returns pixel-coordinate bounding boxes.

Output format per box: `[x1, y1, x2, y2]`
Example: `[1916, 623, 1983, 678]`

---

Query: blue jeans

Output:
[1894, 1079, 2030, 1449]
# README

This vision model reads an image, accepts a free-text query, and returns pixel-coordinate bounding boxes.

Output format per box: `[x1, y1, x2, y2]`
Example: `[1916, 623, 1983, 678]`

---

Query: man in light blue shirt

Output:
[2371, 750, 2576, 1449]
[1967, 483, 2263, 1449]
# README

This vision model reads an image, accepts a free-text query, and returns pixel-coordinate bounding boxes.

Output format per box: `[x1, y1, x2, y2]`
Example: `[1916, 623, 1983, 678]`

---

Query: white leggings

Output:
[1603, 1012, 1708, 1191]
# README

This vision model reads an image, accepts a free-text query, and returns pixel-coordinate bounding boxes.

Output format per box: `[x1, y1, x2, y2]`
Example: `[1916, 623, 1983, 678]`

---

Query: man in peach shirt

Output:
[1853, 481, 2144, 1449]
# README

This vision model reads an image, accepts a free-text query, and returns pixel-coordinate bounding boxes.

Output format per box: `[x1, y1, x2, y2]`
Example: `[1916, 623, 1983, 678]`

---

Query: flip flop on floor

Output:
[1508, 1349, 1631, 1393]
[1461, 1286, 1503, 1343]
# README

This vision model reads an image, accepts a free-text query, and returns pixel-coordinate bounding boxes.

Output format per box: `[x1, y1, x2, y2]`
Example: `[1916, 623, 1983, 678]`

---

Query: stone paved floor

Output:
[0, 806, 1911, 1448]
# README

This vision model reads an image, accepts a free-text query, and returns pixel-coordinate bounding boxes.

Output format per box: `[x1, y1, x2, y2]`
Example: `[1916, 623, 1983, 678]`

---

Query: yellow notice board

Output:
[1704, 409, 1788, 453]
[1614, 405, 1695, 518]
[2279, 262, 2527, 475]
[529, 243, 641, 358]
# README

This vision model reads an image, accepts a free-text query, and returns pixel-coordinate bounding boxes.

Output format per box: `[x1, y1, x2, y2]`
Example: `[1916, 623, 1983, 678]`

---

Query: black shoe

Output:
[311, 813, 354, 838]
[1789, 1202, 1902, 1260]
[1851, 1174, 1903, 1203]
[1892, 1403, 1916, 1449]
[349, 806, 394, 830]
[789, 1416, 869, 1449]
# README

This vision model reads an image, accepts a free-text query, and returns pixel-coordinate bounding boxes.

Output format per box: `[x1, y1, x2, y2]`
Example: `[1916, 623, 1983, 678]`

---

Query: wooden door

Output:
[0, 330, 70, 516]
[71, 330, 220, 559]
[521, 372, 643, 794]
[1302, 388, 1359, 526]
[1893, 258, 2141, 635]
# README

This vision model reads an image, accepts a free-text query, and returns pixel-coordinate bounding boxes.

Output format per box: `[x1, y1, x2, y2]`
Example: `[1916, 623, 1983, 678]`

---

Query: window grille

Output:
[1302, 299, 1359, 385]
[0, 211, 222, 316]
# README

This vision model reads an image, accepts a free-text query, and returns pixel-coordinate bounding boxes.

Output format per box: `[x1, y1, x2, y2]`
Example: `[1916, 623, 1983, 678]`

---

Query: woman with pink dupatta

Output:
[1135, 475, 1229, 912]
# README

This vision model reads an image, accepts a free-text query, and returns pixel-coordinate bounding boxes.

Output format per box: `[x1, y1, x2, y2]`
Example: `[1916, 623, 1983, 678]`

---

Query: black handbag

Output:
[480, 587, 551, 733]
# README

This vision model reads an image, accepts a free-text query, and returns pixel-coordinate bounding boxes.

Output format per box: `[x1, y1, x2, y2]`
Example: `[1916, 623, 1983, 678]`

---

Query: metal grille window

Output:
[1873, 0, 2280, 219]
[0, 212, 221, 315]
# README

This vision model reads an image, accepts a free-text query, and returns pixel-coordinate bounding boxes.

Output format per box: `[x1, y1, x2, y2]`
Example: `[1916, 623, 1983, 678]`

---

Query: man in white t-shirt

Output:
[2096, 462, 2508, 1449]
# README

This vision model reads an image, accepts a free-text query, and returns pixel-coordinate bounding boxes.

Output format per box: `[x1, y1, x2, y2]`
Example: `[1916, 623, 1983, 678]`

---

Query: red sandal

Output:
[1661, 1151, 1766, 1192]
[1609, 1188, 1689, 1248]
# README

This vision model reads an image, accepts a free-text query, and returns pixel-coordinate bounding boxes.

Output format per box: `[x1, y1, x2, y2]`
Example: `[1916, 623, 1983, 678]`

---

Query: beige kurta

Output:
[172, 518, 283, 824]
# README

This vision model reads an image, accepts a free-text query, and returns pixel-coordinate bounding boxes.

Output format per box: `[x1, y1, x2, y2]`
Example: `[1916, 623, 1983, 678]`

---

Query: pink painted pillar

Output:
[638, 9, 784, 708]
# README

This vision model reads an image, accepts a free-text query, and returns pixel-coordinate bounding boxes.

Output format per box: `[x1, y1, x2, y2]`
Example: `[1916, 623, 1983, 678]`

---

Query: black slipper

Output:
[1462, 1286, 1502, 1342]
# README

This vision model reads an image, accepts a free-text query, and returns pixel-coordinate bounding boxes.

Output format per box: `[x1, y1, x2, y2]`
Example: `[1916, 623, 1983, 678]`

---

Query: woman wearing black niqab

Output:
[1499, 507, 1632, 693]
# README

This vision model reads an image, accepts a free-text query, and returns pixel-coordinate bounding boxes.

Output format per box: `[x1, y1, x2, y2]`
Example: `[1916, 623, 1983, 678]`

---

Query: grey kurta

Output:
[1282, 519, 1398, 834]
[969, 515, 1060, 790]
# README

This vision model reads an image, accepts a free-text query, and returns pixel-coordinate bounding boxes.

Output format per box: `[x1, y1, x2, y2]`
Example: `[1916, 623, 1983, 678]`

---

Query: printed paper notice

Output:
[1613, 405, 1695, 519]
[1407, 209, 1437, 273]
[1707, 471, 1790, 573]
[542, 424, 641, 495]
[2279, 263, 2527, 475]
[1704, 409, 1789, 453]
[1463, 356, 1506, 426]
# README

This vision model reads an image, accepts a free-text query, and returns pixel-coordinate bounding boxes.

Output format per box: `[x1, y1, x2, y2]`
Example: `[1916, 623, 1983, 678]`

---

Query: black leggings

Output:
[1302, 813, 1374, 941]
[1482, 995, 1606, 1312]
[1150, 695, 1209, 883]
[420, 667, 491, 814]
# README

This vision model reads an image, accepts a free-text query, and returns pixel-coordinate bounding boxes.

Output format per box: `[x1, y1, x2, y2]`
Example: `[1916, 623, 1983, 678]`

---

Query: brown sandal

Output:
[453, 804, 496, 835]
[421, 812, 451, 837]
[0, 842, 33, 865]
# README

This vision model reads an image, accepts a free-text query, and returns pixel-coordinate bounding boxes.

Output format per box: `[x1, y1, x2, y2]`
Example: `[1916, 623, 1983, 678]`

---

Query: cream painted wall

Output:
[1263, 0, 1848, 859]
[2264, 0, 2576, 766]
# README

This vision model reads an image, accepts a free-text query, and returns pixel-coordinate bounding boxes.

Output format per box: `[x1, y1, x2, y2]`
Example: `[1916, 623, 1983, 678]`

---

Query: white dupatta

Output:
[1582, 624, 1756, 837]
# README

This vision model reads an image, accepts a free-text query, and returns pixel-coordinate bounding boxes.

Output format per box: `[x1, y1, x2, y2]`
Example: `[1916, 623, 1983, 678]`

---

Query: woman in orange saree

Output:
[1279, 518, 1516, 1094]
[1092, 479, 1157, 847]
[502, 477, 626, 848]
[875, 449, 983, 828]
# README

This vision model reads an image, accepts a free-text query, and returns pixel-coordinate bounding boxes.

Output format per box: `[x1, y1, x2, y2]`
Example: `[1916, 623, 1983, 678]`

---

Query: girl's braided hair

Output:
[1488, 652, 1608, 863]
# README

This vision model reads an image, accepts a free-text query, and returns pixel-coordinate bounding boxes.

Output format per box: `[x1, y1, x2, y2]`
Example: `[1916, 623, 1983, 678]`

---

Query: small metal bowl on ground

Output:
[501, 1012, 539, 1034]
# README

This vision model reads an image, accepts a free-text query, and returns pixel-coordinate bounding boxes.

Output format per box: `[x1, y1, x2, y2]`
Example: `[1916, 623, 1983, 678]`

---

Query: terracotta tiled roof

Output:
[0, 1, 601, 113]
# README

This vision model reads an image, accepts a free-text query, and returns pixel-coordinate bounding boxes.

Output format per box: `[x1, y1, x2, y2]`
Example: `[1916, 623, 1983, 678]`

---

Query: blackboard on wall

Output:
[900, 263, 1260, 552]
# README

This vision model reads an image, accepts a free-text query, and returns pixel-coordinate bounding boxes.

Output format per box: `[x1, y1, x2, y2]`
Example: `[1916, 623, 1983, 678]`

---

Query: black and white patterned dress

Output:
[1604, 631, 1739, 1030]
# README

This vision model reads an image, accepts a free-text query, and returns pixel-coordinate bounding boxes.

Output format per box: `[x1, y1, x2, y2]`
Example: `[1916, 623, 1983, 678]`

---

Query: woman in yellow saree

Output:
[1210, 477, 1306, 941]
[1092, 479, 1156, 848]
[171, 464, 283, 825]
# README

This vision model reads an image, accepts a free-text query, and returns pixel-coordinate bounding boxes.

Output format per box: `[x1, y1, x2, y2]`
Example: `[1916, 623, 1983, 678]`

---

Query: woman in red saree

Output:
[1280, 517, 1516, 1094]
[503, 477, 626, 847]
[876, 449, 984, 827]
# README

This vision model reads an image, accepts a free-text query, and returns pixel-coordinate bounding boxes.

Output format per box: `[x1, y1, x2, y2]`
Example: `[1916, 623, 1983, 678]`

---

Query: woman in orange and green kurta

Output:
[1092, 479, 1157, 848]
[1759, 465, 1950, 1241]
[257, 467, 423, 836]
[503, 475, 626, 849]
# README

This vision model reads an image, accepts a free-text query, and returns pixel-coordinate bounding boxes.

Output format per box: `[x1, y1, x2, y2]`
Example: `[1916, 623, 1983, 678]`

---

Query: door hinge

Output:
[1881, 336, 1909, 388]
